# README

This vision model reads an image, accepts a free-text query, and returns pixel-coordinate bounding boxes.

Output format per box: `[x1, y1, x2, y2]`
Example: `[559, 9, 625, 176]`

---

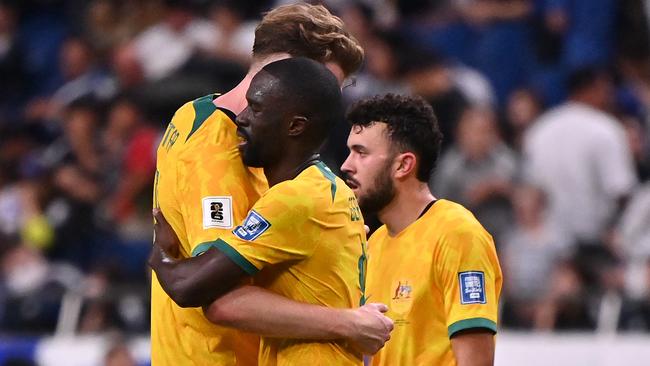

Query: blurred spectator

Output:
[104, 341, 136, 366]
[621, 115, 650, 181]
[110, 43, 145, 93]
[534, 257, 595, 331]
[0, 2, 28, 121]
[40, 99, 103, 271]
[504, 87, 543, 150]
[619, 259, 650, 331]
[500, 184, 571, 329]
[523, 67, 638, 245]
[541, 0, 616, 70]
[402, 48, 469, 147]
[25, 37, 113, 123]
[101, 96, 158, 241]
[132, 1, 217, 81]
[456, 0, 534, 104]
[431, 105, 517, 242]
[205, 0, 257, 65]
[342, 30, 409, 105]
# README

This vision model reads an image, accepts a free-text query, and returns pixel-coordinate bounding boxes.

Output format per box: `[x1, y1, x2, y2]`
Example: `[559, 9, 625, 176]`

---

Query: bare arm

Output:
[204, 285, 393, 354]
[450, 329, 495, 366]
[148, 244, 247, 308]
[150, 209, 394, 353]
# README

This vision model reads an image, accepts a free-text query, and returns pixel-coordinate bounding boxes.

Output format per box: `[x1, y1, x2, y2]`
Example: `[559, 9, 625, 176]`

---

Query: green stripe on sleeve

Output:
[191, 239, 259, 275]
[447, 318, 497, 338]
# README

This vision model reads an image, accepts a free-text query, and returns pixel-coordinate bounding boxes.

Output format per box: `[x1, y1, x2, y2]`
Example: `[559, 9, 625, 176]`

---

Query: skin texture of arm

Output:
[149, 209, 394, 354]
[450, 329, 495, 366]
[204, 285, 393, 354]
[148, 245, 246, 308]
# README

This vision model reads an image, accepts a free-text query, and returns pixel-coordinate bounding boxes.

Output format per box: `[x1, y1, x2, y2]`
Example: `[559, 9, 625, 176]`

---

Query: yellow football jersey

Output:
[367, 199, 502, 366]
[193, 162, 367, 366]
[151, 94, 267, 366]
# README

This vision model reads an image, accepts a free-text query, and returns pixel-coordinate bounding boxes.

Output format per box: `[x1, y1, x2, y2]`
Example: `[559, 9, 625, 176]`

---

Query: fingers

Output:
[384, 317, 394, 332]
[367, 302, 389, 313]
[153, 208, 168, 226]
[364, 225, 370, 235]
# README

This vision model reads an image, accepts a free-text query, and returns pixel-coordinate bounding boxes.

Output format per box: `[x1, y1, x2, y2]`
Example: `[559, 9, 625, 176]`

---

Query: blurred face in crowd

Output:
[507, 88, 541, 129]
[365, 37, 397, 80]
[112, 44, 144, 87]
[107, 101, 141, 138]
[61, 39, 92, 80]
[512, 185, 545, 227]
[341, 123, 396, 214]
[457, 107, 498, 161]
[65, 107, 98, 143]
[586, 74, 615, 111]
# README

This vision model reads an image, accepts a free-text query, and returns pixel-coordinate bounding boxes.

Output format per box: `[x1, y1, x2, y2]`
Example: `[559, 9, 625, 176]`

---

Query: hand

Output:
[344, 303, 394, 355]
[153, 208, 181, 258]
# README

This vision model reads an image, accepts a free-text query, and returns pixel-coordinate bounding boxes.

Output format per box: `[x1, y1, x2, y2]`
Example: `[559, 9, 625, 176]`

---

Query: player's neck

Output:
[378, 181, 435, 237]
[214, 74, 254, 115]
[264, 150, 320, 187]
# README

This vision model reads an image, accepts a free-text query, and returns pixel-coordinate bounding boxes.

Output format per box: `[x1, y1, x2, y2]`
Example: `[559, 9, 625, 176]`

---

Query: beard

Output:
[239, 134, 264, 168]
[358, 164, 396, 215]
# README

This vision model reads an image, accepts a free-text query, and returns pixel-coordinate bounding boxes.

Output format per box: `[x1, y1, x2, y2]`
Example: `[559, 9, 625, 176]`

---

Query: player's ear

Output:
[394, 152, 417, 179]
[288, 115, 308, 137]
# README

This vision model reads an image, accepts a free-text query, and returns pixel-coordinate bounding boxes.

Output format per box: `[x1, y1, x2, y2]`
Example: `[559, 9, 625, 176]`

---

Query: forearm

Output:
[203, 285, 354, 339]
[149, 246, 242, 308]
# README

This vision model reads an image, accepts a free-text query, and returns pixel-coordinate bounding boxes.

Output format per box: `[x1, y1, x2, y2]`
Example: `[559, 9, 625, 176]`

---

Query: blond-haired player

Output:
[151, 4, 390, 366]
[341, 94, 502, 366]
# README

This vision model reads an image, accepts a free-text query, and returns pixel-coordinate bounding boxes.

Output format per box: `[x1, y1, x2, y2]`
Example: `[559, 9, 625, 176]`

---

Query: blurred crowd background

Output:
[1, 0, 650, 359]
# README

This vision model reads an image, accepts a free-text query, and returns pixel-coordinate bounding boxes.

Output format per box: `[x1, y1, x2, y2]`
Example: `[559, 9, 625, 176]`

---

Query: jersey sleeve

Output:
[191, 182, 320, 275]
[175, 116, 258, 257]
[434, 223, 502, 338]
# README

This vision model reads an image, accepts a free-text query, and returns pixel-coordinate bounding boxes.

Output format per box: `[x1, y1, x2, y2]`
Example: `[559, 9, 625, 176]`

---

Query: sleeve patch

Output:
[202, 196, 233, 229]
[233, 210, 270, 241]
[459, 271, 486, 304]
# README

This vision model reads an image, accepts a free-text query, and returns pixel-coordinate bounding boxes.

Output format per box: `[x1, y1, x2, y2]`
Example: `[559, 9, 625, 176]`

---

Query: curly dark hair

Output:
[346, 94, 443, 182]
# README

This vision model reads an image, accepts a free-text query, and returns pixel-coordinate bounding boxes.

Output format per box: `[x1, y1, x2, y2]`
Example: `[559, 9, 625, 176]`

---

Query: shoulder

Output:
[433, 200, 493, 245]
[368, 225, 389, 249]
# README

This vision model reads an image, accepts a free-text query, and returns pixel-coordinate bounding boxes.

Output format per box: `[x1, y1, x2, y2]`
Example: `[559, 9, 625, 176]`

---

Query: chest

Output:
[366, 240, 436, 322]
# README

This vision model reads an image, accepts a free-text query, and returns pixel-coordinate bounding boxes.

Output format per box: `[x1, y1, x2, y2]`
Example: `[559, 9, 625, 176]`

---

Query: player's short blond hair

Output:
[253, 3, 364, 78]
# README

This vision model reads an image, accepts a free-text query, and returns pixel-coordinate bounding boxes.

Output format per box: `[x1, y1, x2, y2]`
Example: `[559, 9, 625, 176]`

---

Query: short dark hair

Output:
[262, 57, 343, 147]
[347, 94, 443, 181]
[567, 66, 610, 95]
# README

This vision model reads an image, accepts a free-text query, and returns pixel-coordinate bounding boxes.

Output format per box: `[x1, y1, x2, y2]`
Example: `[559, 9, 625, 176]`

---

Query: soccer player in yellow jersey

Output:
[341, 94, 503, 366]
[150, 4, 392, 366]
[150, 57, 389, 365]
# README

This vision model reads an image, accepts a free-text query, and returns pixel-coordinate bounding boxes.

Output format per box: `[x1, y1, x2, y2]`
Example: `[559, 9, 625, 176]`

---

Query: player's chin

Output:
[241, 151, 263, 168]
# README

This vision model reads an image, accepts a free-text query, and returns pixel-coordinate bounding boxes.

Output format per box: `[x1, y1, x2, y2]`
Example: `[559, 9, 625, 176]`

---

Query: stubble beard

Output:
[358, 166, 395, 216]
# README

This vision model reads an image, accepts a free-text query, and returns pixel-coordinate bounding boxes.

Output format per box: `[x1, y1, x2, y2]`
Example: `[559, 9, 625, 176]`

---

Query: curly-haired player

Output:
[341, 94, 502, 366]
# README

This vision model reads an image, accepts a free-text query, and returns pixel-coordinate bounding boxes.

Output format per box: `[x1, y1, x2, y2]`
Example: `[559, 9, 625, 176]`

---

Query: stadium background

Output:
[1, 0, 649, 365]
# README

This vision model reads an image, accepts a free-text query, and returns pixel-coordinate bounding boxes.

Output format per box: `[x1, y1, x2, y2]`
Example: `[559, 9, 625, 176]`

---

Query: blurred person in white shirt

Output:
[523, 67, 638, 245]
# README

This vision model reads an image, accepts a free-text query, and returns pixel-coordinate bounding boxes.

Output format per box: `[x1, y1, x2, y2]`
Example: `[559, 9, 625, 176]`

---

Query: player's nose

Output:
[235, 108, 250, 127]
[340, 155, 354, 174]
